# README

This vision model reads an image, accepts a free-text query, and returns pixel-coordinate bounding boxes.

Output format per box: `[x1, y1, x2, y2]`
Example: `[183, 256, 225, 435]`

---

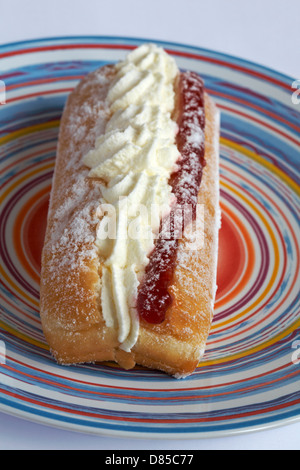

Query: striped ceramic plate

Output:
[0, 36, 299, 438]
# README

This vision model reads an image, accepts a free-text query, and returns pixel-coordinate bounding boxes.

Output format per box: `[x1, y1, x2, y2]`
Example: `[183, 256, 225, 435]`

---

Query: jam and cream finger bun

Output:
[40, 44, 220, 378]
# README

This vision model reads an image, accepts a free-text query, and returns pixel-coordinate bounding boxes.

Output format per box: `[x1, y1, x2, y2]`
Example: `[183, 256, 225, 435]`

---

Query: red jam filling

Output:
[136, 71, 206, 324]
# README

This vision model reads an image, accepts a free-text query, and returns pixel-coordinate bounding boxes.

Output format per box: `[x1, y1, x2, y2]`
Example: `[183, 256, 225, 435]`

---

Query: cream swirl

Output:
[83, 44, 179, 351]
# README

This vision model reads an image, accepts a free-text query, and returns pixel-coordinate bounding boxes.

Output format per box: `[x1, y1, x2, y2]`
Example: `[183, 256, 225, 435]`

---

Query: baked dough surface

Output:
[40, 65, 220, 378]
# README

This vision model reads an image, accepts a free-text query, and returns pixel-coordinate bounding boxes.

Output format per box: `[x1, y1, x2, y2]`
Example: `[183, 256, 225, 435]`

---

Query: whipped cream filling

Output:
[83, 44, 179, 351]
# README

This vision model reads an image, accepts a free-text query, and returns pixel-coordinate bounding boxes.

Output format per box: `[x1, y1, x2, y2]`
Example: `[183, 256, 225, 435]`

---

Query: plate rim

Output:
[0, 34, 296, 84]
[1, 402, 300, 439]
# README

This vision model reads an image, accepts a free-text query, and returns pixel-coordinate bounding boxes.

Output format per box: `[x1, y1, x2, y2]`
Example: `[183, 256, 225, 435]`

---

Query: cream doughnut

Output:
[40, 44, 220, 378]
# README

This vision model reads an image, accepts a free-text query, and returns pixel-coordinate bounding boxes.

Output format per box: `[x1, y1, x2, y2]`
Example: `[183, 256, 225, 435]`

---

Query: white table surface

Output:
[0, 0, 299, 450]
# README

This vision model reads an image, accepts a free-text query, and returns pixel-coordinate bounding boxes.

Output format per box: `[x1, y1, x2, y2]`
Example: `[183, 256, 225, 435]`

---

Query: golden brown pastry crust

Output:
[39, 64, 220, 378]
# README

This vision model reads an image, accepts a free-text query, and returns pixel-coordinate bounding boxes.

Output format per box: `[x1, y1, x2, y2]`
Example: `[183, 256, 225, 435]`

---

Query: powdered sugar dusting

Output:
[43, 67, 114, 288]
